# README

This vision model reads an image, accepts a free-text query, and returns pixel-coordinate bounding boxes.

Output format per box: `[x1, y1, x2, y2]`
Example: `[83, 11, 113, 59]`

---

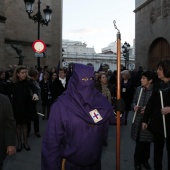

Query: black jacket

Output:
[11, 79, 38, 123]
[121, 79, 135, 111]
[0, 79, 8, 96]
[51, 77, 69, 102]
[0, 94, 16, 163]
[143, 80, 170, 136]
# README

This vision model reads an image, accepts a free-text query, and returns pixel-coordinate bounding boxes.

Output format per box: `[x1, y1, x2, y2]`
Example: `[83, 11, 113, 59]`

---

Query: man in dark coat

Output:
[0, 93, 16, 170]
[0, 70, 8, 95]
[41, 64, 114, 170]
[51, 68, 69, 102]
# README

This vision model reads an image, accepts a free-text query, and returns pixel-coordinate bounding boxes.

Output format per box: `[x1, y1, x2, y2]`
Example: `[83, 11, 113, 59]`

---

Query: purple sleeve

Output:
[41, 103, 64, 170]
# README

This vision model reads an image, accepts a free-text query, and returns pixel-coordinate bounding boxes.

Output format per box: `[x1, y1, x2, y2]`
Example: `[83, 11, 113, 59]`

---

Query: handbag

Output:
[139, 128, 153, 142]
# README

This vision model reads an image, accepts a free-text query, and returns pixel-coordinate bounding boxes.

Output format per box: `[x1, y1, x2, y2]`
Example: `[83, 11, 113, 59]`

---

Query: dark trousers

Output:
[134, 140, 150, 165]
[27, 113, 39, 134]
[0, 162, 3, 170]
[42, 104, 50, 119]
[124, 111, 129, 125]
[153, 134, 170, 170]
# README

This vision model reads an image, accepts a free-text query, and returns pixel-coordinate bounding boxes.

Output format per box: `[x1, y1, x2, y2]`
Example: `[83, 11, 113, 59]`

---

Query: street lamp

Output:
[23, 0, 52, 69]
[122, 42, 130, 69]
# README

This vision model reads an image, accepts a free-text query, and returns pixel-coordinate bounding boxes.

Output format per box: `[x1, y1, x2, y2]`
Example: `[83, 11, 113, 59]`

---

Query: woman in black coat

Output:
[142, 60, 170, 170]
[121, 70, 135, 125]
[27, 69, 41, 138]
[11, 66, 38, 152]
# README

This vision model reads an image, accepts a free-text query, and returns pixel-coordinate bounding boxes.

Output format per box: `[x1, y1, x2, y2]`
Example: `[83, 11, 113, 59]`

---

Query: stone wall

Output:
[135, 0, 170, 69]
[0, 0, 6, 66]
[135, 0, 148, 8]
[0, 0, 62, 68]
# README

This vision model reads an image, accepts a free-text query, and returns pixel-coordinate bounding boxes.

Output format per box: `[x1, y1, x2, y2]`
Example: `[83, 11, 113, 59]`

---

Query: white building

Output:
[62, 39, 135, 71]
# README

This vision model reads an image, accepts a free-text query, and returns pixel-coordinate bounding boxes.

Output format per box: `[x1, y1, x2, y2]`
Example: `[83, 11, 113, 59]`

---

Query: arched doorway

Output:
[148, 38, 170, 70]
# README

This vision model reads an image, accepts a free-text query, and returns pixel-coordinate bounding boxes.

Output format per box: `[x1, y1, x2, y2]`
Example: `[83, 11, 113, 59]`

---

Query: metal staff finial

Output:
[113, 20, 120, 32]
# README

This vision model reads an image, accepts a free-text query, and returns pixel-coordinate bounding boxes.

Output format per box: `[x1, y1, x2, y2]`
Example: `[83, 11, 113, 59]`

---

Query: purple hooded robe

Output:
[41, 64, 113, 170]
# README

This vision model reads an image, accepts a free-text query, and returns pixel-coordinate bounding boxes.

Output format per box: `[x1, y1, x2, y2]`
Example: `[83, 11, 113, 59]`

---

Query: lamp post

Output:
[122, 42, 130, 69]
[23, 0, 52, 69]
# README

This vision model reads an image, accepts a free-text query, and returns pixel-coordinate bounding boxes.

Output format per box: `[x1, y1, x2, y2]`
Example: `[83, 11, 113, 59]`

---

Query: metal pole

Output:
[113, 20, 121, 170]
[37, 0, 41, 69]
[116, 31, 121, 170]
[127, 53, 129, 69]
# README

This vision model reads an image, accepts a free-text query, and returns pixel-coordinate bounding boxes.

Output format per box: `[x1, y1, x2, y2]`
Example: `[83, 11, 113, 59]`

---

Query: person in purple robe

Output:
[41, 63, 115, 170]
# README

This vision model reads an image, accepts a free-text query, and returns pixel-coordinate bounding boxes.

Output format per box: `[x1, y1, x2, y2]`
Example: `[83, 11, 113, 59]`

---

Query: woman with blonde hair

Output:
[11, 66, 38, 152]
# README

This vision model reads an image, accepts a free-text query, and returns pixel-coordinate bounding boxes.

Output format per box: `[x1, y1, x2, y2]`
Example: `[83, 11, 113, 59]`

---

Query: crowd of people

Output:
[0, 60, 170, 170]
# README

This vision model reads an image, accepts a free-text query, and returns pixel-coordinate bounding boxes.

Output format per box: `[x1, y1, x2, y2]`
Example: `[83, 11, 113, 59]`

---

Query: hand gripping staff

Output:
[132, 87, 143, 123]
[159, 90, 167, 138]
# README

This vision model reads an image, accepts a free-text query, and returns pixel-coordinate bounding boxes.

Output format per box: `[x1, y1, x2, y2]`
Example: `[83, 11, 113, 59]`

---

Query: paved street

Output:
[3, 112, 168, 170]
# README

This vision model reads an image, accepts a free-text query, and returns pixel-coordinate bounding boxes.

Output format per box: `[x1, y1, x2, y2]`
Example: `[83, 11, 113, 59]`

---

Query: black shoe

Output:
[135, 165, 141, 170]
[23, 143, 31, 151]
[142, 162, 151, 170]
[17, 143, 22, 152]
[35, 133, 41, 138]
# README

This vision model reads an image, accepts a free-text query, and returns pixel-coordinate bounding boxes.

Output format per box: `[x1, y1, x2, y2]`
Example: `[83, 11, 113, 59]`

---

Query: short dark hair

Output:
[141, 70, 156, 83]
[59, 68, 67, 74]
[157, 60, 170, 78]
[28, 69, 38, 78]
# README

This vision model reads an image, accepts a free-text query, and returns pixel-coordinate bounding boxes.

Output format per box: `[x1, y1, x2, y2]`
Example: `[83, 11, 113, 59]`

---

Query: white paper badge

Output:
[89, 109, 103, 123]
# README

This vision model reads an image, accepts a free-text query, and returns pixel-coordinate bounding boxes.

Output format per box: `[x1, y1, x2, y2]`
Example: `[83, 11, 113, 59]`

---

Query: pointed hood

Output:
[57, 63, 113, 124]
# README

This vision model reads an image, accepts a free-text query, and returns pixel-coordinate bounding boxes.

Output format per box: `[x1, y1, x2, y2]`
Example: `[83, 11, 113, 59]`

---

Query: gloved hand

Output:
[32, 94, 39, 101]
[114, 98, 125, 112]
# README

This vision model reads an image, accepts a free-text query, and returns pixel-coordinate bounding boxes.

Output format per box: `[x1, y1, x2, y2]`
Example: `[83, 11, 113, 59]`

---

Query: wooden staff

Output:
[159, 90, 167, 138]
[113, 20, 121, 170]
[132, 87, 143, 123]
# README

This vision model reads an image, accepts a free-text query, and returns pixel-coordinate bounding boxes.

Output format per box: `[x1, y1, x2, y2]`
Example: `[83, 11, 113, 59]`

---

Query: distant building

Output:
[134, 0, 170, 70]
[62, 40, 135, 71]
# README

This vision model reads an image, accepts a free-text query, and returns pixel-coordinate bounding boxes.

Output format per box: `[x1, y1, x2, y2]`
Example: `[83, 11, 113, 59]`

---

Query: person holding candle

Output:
[131, 71, 156, 170]
[142, 60, 170, 170]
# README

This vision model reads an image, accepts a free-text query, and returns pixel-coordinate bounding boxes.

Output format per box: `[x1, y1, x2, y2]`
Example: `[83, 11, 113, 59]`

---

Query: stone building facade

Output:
[0, 0, 62, 68]
[62, 40, 135, 71]
[134, 0, 170, 70]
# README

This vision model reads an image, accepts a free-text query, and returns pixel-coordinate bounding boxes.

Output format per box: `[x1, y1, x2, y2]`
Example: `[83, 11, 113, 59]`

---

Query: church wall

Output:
[0, 0, 6, 66]
[135, 0, 170, 69]
[0, 0, 62, 68]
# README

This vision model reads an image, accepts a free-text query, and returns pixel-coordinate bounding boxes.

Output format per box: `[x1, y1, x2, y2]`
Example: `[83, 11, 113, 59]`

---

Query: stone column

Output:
[48, 0, 62, 67]
[0, 0, 6, 67]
